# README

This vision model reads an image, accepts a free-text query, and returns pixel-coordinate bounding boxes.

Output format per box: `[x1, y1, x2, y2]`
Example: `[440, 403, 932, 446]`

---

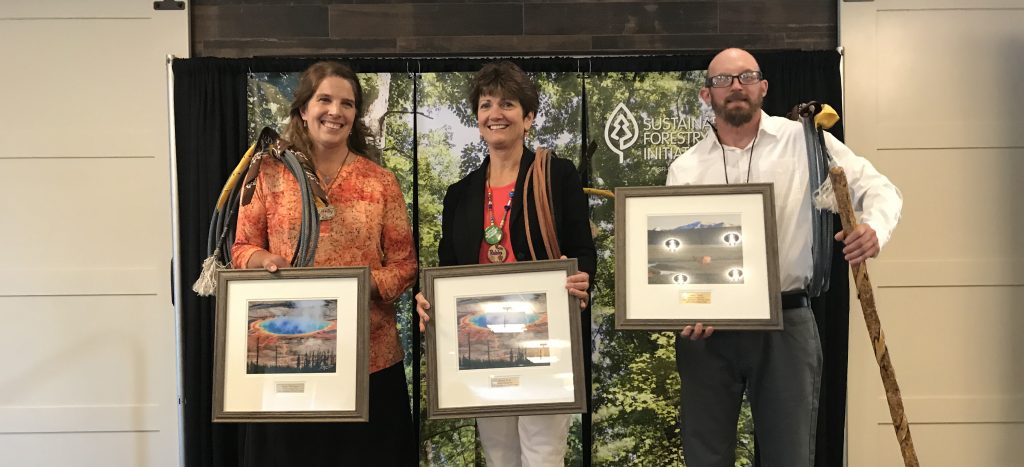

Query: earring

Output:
[303, 120, 308, 128]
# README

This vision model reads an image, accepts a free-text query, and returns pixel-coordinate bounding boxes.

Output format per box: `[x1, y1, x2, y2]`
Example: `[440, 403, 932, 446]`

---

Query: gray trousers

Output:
[674, 306, 822, 467]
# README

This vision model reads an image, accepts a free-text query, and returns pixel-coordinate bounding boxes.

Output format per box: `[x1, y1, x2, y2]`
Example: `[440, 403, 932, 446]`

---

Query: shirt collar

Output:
[756, 110, 783, 138]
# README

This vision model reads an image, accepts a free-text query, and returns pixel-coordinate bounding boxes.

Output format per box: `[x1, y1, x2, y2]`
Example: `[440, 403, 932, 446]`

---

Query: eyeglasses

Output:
[705, 71, 763, 88]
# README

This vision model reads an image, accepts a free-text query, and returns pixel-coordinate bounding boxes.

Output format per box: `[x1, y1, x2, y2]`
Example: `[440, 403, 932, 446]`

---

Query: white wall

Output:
[841, 0, 1024, 465]
[0, 1, 188, 465]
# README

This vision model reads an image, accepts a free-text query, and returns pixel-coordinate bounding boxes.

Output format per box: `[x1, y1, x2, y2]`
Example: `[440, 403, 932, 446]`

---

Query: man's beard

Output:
[712, 92, 762, 127]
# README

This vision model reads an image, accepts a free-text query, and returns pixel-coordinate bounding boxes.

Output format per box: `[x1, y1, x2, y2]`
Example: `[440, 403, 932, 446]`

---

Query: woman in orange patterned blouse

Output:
[232, 61, 417, 466]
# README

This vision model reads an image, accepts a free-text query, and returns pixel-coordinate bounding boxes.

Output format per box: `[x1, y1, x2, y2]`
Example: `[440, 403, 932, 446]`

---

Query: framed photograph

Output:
[615, 184, 782, 330]
[422, 259, 586, 419]
[213, 267, 369, 422]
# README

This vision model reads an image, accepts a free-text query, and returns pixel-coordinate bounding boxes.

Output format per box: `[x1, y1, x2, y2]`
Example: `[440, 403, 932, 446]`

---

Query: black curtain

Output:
[174, 58, 247, 467]
[175, 51, 847, 467]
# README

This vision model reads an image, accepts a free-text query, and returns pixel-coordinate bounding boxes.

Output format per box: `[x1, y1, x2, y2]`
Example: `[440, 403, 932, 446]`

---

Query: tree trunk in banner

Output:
[365, 73, 392, 149]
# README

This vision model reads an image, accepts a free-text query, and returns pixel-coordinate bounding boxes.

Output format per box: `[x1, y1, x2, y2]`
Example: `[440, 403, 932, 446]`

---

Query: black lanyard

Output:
[719, 130, 758, 184]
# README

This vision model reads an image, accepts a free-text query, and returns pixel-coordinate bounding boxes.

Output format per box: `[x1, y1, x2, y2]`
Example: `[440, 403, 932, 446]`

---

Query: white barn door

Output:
[841, 0, 1024, 465]
[0, 1, 188, 466]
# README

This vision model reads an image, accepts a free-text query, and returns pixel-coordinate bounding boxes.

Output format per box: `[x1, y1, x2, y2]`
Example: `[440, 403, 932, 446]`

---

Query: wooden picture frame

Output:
[614, 184, 783, 330]
[213, 267, 369, 422]
[422, 259, 587, 419]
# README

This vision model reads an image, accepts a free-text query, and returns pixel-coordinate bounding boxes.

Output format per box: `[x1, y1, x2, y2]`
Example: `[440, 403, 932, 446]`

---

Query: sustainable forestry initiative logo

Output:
[604, 101, 710, 164]
[604, 103, 639, 164]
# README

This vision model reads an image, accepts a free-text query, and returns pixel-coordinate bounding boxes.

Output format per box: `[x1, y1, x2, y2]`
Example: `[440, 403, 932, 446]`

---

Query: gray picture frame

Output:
[213, 266, 370, 423]
[614, 184, 783, 331]
[422, 259, 587, 419]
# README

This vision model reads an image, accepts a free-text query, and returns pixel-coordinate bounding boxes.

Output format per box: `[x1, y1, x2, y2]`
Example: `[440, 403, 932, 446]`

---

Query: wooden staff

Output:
[829, 166, 920, 467]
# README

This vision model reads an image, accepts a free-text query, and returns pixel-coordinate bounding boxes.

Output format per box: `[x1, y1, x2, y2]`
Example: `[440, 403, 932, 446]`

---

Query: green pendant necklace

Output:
[484, 181, 515, 246]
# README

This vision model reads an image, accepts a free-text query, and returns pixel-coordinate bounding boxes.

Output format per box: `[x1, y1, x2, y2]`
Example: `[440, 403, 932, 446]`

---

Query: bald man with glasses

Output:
[666, 48, 903, 467]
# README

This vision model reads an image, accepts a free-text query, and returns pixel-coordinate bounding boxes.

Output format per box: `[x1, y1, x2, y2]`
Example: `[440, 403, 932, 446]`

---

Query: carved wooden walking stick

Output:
[830, 166, 919, 467]
[809, 104, 920, 467]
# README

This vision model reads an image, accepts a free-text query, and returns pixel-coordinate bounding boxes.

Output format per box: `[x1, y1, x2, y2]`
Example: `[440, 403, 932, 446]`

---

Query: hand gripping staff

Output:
[800, 103, 920, 467]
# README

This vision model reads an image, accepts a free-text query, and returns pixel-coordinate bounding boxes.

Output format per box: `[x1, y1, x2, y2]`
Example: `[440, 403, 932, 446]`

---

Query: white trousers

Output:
[476, 414, 571, 467]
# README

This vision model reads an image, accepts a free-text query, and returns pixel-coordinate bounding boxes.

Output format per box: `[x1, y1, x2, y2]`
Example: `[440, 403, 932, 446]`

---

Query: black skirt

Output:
[240, 361, 416, 467]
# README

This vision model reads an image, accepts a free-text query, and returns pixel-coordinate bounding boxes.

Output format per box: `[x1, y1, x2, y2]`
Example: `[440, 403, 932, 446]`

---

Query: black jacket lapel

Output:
[457, 159, 488, 263]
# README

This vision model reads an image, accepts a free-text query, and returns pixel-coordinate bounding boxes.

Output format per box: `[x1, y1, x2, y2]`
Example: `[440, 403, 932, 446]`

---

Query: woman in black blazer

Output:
[416, 61, 596, 466]
[436, 145, 597, 272]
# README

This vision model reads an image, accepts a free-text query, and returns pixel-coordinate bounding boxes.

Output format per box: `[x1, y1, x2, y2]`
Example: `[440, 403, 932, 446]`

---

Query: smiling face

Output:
[299, 76, 357, 153]
[701, 48, 768, 128]
[477, 93, 534, 151]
